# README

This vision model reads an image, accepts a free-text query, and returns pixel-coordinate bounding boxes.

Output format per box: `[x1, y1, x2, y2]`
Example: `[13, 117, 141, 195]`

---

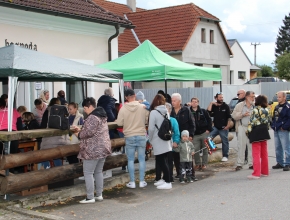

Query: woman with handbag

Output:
[247, 95, 271, 179]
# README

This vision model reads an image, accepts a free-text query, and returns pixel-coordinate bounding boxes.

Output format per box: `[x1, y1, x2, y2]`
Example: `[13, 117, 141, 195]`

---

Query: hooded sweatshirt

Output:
[97, 95, 117, 122]
[148, 105, 172, 155]
[116, 101, 149, 137]
[78, 107, 111, 160]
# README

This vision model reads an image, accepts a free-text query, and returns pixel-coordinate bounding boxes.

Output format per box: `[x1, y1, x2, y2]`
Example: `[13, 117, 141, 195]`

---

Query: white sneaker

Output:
[116, 151, 122, 155]
[95, 195, 103, 201]
[78, 176, 85, 180]
[139, 181, 147, 188]
[157, 182, 172, 190]
[221, 157, 228, 162]
[154, 179, 165, 186]
[111, 152, 118, 156]
[126, 182, 136, 188]
[79, 198, 95, 204]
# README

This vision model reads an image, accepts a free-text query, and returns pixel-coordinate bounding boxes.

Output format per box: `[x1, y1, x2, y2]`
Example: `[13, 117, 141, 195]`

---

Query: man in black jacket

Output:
[207, 93, 231, 162]
[171, 93, 196, 179]
[190, 97, 213, 170]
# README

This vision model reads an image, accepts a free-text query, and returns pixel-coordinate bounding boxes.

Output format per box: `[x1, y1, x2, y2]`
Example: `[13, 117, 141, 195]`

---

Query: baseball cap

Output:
[124, 89, 135, 97]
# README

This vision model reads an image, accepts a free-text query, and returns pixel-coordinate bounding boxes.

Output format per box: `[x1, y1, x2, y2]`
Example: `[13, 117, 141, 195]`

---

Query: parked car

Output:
[269, 90, 290, 117]
[244, 77, 286, 84]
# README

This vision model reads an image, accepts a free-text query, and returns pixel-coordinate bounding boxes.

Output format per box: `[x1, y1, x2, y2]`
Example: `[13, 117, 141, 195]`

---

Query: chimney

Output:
[127, 0, 136, 12]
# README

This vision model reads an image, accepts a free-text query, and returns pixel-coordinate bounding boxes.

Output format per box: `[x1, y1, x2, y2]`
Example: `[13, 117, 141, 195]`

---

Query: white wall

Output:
[0, 6, 123, 106]
[229, 42, 251, 85]
[182, 20, 231, 84]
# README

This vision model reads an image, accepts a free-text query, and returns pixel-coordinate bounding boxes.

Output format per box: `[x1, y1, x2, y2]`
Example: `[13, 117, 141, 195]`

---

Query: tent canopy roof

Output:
[98, 40, 221, 82]
[0, 45, 122, 82]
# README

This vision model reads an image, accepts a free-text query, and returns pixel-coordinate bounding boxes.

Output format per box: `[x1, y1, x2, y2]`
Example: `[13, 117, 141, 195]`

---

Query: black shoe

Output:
[192, 176, 198, 181]
[272, 163, 284, 169]
[235, 166, 243, 171]
[283, 165, 290, 171]
[249, 166, 253, 170]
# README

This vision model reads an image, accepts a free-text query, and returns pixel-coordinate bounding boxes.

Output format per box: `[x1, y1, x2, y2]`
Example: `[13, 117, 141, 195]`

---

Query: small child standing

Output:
[173, 130, 195, 183]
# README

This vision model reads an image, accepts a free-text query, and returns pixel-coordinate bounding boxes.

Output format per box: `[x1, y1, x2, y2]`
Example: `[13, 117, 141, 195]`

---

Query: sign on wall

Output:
[5, 39, 37, 51]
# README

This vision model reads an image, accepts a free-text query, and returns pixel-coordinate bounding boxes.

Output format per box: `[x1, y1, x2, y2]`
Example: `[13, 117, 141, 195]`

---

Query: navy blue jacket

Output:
[97, 95, 117, 122]
[271, 102, 290, 131]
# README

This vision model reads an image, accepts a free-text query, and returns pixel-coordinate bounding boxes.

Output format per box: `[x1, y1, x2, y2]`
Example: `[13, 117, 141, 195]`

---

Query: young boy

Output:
[173, 130, 195, 183]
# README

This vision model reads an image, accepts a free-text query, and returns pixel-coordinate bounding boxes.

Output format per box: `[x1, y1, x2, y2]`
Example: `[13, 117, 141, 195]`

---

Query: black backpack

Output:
[154, 110, 172, 141]
[48, 105, 69, 130]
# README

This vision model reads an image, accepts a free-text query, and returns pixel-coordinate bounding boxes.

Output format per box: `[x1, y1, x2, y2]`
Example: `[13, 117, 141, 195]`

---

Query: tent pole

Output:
[220, 81, 222, 92]
[165, 80, 168, 96]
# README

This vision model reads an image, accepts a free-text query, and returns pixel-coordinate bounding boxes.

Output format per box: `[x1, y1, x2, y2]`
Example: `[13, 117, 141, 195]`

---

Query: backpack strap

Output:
[154, 109, 167, 130]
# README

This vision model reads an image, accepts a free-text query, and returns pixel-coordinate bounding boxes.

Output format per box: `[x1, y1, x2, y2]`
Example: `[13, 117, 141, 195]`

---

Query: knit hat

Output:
[181, 130, 189, 137]
[136, 91, 145, 101]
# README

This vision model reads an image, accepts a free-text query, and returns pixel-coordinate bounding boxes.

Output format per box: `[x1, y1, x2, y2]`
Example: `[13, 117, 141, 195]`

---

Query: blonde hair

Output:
[39, 90, 49, 103]
[22, 112, 35, 123]
[17, 106, 27, 114]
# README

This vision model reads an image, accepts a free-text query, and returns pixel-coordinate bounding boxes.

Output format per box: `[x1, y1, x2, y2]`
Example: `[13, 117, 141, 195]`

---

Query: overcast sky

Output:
[110, 0, 289, 67]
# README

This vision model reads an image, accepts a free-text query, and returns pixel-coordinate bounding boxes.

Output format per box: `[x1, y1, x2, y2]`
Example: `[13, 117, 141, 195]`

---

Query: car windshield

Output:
[229, 99, 239, 109]
[272, 94, 290, 102]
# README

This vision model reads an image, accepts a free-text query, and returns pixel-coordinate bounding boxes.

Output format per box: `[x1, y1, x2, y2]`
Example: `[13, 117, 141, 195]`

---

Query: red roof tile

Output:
[93, 0, 145, 17]
[0, 0, 134, 28]
[118, 3, 221, 53]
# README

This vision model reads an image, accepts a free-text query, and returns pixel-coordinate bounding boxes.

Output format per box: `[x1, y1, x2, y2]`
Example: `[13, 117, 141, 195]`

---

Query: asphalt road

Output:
[30, 130, 289, 220]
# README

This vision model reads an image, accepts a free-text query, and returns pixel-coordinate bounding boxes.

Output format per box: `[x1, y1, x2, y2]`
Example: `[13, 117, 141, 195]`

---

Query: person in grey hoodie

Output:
[148, 94, 172, 190]
[173, 130, 195, 183]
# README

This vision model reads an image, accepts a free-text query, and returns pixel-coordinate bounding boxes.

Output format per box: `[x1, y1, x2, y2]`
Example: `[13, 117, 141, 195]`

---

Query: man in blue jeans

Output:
[116, 89, 149, 188]
[271, 91, 290, 171]
[207, 93, 232, 162]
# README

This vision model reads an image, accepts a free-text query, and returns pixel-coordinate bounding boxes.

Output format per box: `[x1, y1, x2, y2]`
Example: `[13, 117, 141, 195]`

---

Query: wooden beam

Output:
[1, 154, 128, 194]
[0, 138, 125, 170]
[0, 122, 120, 142]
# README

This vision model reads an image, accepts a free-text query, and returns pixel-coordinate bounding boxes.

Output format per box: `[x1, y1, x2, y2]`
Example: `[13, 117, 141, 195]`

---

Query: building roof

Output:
[118, 3, 231, 53]
[0, 0, 134, 28]
[93, 0, 145, 17]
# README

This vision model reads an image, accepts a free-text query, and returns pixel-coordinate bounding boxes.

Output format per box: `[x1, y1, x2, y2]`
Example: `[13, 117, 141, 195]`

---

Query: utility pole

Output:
[251, 42, 261, 65]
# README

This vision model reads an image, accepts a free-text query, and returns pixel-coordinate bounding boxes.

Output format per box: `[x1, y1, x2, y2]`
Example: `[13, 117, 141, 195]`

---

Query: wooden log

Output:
[0, 123, 120, 142]
[0, 138, 125, 170]
[213, 133, 234, 144]
[1, 154, 127, 194]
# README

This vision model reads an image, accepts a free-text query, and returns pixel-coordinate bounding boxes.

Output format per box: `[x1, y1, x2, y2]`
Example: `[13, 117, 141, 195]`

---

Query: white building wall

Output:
[229, 42, 251, 85]
[182, 20, 231, 84]
[0, 7, 123, 107]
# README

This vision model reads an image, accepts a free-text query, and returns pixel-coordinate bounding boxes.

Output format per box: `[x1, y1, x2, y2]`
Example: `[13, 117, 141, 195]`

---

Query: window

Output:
[201, 28, 206, 43]
[195, 81, 201, 87]
[210, 30, 214, 44]
[194, 63, 203, 66]
[238, 71, 246, 79]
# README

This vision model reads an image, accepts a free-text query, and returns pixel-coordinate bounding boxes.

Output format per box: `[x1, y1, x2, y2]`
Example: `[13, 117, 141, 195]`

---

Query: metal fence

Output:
[135, 82, 290, 108]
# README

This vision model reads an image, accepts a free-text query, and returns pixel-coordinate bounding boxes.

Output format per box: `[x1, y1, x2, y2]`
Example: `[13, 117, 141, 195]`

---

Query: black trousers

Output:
[67, 155, 79, 164]
[155, 152, 170, 183]
[173, 151, 180, 176]
[156, 151, 174, 182]
[179, 162, 193, 179]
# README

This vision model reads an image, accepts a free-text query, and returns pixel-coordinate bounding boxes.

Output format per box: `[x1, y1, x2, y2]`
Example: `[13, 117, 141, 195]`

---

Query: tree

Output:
[276, 52, 290, 80]
[275, 13, 290, 57]
[257, 64, 274, 77]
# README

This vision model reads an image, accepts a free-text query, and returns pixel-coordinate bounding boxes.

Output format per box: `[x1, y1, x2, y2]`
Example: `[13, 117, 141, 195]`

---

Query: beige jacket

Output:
[116, 101, 149, 137]
[232, 101, 254, 131]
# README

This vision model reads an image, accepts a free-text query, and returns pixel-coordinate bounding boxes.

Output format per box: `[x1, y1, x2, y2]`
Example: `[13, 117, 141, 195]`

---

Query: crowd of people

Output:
[1, 87, 290, 204]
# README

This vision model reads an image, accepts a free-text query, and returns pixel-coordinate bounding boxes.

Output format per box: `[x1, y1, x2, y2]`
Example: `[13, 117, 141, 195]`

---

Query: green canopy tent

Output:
[98, 40, 222, 94]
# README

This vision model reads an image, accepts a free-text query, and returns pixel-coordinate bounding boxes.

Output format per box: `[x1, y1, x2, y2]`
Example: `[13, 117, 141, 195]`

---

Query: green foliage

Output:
[275, 13, 290, 57]
[257, 64, 274, 77]
[276, 52, 290, 80]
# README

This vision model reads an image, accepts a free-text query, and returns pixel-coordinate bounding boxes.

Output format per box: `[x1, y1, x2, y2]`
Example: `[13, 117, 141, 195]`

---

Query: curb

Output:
[6, 205, 64, 220]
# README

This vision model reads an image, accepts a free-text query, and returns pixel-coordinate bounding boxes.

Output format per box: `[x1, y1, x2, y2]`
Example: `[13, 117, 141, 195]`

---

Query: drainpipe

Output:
[108, 25, 120, 87]
[108, 24, 120, 62]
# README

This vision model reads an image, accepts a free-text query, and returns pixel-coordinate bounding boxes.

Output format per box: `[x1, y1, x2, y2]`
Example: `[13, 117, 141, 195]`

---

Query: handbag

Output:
[248, 109, 270, 143]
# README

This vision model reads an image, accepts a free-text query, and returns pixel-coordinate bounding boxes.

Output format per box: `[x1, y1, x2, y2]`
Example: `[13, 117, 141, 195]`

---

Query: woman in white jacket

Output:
[148, 94, 172, 190]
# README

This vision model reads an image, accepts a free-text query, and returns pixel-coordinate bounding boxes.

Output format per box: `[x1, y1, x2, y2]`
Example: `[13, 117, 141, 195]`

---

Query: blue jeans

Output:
[210, 127, 229, 158]
[274, 130, 290, 166]
[125, 136, 146, 182]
